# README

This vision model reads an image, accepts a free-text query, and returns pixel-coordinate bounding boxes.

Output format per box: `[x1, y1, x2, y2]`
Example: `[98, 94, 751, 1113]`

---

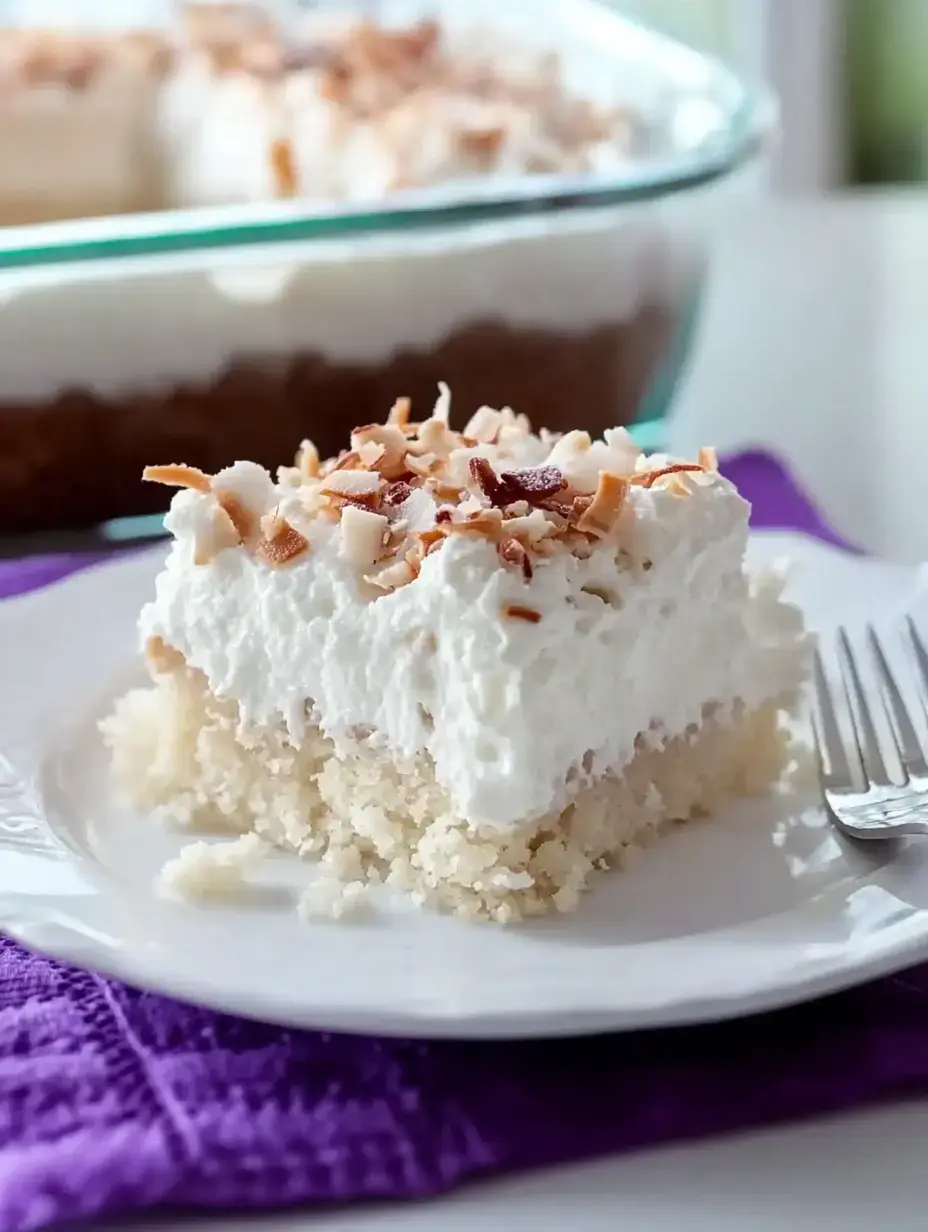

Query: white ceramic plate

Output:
[2, 535, 928, 1039]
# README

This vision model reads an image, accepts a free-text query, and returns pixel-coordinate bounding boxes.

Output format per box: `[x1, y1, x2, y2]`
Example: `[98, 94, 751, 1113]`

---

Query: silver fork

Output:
[813, 617, 928, 839]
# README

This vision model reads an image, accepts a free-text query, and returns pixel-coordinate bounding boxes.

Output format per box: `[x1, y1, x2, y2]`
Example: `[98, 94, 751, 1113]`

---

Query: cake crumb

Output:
[158, 833, 267, 901]
[298, 878, 371, 921]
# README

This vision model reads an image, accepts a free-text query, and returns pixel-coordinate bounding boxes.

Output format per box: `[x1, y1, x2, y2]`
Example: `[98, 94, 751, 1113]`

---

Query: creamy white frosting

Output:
[140, 442, 808, 830]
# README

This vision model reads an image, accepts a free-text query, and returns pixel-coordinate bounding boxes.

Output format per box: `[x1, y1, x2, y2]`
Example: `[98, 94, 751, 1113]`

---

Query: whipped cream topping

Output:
[163, 12, 634, 207]
[0, 5, 637, 223]
[139, 392, 809, 830]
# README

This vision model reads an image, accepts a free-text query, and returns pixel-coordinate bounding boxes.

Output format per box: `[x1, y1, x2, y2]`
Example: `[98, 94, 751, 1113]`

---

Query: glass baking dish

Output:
[0, 0, 772, 535]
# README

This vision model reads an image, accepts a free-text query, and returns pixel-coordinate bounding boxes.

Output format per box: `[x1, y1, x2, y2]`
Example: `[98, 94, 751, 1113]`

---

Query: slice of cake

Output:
[102, 389, 809, 922]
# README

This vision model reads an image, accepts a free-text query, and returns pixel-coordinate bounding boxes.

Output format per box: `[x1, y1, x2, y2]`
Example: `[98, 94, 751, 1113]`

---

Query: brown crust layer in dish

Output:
[0, 310, 675, 533]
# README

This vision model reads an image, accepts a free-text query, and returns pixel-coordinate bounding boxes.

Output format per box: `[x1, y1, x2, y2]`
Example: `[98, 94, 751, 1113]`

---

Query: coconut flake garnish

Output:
[297, 439, 320, 479]
[256, 517, 310, 567]
[142, 464, 212, 493]
[350, 425, 409, 478]
[321, 470, 384, 497]
[140, 385, 722, 596]
[577, 473, 629, 538]
[464, 405, 503, 444]
[340, 505, 389, 570]
[433, 381, 452, 424]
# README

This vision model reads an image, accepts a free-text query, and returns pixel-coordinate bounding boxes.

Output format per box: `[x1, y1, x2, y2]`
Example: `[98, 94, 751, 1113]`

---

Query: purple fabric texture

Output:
[0, 450, 874, 1232]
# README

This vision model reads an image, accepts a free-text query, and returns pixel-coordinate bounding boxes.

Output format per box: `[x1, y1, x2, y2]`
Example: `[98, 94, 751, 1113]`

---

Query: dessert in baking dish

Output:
[0, 3, 698, 536]
[102, 390, 809, 921]
[0, 5, 636, 224]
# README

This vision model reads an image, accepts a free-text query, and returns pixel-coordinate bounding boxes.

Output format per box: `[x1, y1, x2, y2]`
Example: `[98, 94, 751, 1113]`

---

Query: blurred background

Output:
[0, 0, 921, 550]
[616, 0, 923, 193]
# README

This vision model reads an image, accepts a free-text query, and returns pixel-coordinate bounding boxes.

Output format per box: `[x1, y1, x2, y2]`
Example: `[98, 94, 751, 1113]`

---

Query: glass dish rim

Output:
[0, 20, 775, 274]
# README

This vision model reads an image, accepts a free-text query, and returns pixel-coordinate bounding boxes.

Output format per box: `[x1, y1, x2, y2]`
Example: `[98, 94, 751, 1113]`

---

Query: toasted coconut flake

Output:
[456, 494, 486, 518]
[533, 538, 564, 558]
[468, 456, 510, 506]
[357, 441, 387, 468]
[329, 450, 363, 473]
[499, 535, 533, 580]
[632, 463, 704, 489]
[382, 480, 413, 508]
[270, 136, 298, 198]
[445, 512, 503, 540]
[468, 457, 566, 509]
[296, 439, 320, 479]
[502, 603, 542, 624]
[430, 482, 465, 503]
[387, 396, 412, 428]
[433, 381, 452, 423]
[577, 473, 629, 538]
[499, 465, 567, 505]
[463, 405, 502, 444]
[365, 558, 416, 593]
[405, 450, 441, 478]
[538, 498, 573, 519]
[417, 528, 446, 550]
[340, 505, 389, 570]
[698, 446, 719, 472]
[321, 469, 384, 497]
[256, 517, 310, 567]
[350, 424, 409, 478]
[460, 125, 506, 164]
[466, 507, 503, 524]
[503, 509, 555, 542]
[342, 493, 384, 511]
[415, 416, 456, 458]
[668, 471, 698, 496]
[145, 636, 186, 675]
[215, 491, 257, 544]
[142, 463, 212, 493]
[194, 504, 242, 564]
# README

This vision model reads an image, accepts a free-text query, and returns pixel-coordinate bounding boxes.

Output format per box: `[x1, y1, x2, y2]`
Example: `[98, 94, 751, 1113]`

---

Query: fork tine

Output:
[867, 624, 927, 779]
[836, 627, 891, 786]
[905, 616, 928, 715]
[812, 643, 861, 788]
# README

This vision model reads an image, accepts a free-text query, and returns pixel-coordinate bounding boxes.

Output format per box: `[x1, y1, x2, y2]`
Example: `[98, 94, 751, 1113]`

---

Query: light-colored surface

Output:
[120, 1102, 928, 1232]
[1, 533, 926, 1040]
[14, 193, 928, 1227]
[671, 192, 928, 565]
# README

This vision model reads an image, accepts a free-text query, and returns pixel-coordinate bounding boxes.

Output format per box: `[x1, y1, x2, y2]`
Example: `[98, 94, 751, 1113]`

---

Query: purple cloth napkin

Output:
[0, 451, 871, 1232]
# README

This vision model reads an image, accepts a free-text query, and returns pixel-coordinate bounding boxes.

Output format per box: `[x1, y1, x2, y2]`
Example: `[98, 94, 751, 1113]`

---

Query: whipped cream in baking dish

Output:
[139, 392, 807, 829]
[161, 10, 633, 208]
[0, 4, 636, 223]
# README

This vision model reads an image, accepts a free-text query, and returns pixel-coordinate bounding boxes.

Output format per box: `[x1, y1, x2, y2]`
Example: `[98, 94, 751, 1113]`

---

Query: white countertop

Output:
[672, 190, 928, 563]
[108, 192, 928, 1232]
